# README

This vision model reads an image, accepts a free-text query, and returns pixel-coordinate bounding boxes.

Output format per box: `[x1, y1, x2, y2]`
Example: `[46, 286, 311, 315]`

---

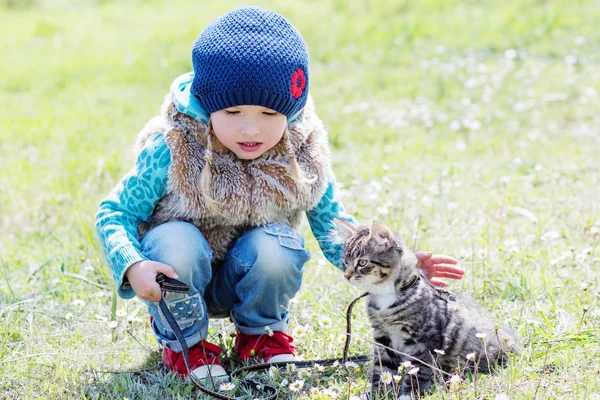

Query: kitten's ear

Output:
[369, 221, 394, 247]
[334, 217, 358, 242]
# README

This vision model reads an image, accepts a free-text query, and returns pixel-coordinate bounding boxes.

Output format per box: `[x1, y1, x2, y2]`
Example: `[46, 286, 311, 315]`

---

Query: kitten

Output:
[338, 220, 520, 399]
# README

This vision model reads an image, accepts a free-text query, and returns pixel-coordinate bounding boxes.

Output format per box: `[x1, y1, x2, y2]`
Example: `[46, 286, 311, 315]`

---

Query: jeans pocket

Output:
[263, 223, 305, 251]
[158, 293, 204, 332]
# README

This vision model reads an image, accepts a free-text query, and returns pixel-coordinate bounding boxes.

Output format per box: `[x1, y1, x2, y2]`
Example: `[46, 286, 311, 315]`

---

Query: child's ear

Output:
[334, 217, 358, 242]
[368, 221, 394, 247]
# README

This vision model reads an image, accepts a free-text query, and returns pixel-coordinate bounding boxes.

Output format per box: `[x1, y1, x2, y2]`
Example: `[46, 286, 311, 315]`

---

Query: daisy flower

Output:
[268, 366, 279, 377]
[293, 325, 308, 337]
[298, 369, 311, 379]
[408, 367, 420, 375]
[319, 316, 332, 328]
[219, 382, 235, 391]
[289, 379, 304, 392]
[381, 371, 393, 385]
[310, 387, 320, 396]
[466, 352, 476, 361]
[264, 326, 274, 337]
[402, 360, 412, 369]
[476, 332, 487, 340]
[286, 363, 297, 372]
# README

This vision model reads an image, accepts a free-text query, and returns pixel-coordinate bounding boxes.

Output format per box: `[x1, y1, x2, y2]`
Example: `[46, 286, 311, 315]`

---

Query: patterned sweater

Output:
[96, 73, 356, 299]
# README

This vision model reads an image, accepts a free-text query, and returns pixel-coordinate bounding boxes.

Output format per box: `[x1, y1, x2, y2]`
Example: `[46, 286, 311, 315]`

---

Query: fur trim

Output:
[136, 94, 330, 262]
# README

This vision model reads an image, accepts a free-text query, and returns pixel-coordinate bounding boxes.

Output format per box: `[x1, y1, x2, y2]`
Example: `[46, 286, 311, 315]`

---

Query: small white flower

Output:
[288, 379, 304, 392]
[408, 367, 420, 375]
[72, 299, 85, 307]
[449, 374, 462, 391]
[402, 361, 412, 369]
[107, 320, 118, 329]
[344, 361, 359, 369]
[286, 363, 297, 372]
[116, 309, 126, 318]
[466, 352, 476, 361]
[381, 371, 393, 384]
[313, 363, 325, 372]
[219, 382, 235, 391]
[65, 312, 73, 320]
[433, 349, 445, 355]
[476, 332, 487, 340]
[268, 366, 279, 377]
[310, 387, 320, 395]
[326, 334, 335, 343]
[337, 334, 347, 343]
[280, 378, 289, 387]
[298, 369, 311, 379]
[319, 316, 332, 328]
[393, 375, 402, 382]
[293, 325, 307, 337]
[355, 337, 364, 345]
[332, 360, 340, 368]
[264, 326, 274, 337]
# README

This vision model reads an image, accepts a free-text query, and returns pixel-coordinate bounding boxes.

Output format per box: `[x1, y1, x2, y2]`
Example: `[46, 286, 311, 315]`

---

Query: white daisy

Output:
[408, 367, 420, 375]
[219, 382, 235, 391]
[288, 379, 304, 392]
[381, 371, 393, 385]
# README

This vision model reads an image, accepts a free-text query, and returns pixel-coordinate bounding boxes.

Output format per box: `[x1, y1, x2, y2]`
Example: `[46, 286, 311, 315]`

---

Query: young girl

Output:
[95, 6, 464, 382]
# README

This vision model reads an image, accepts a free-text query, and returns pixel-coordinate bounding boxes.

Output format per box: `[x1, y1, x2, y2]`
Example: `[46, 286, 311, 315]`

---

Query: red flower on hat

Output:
[290, 68, 306, 99]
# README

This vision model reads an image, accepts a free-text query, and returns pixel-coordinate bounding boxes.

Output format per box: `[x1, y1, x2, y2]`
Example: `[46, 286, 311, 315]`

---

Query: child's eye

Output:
[225, 110, 240, 115]
[263, 111, 278, 116]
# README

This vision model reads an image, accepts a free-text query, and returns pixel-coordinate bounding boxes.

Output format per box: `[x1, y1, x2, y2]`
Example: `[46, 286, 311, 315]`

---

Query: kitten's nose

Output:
[344, 274, 352, 280]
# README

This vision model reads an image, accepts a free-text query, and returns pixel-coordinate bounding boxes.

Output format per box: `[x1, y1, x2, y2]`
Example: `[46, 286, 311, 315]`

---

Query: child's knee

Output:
[141, 221, 212, 277]
[250, 224, 311, 277]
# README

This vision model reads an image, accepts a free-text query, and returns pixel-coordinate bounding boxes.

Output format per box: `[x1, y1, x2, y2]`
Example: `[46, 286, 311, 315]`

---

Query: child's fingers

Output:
[155, 263, 179, 280]
[414, 251, 433, 260]
[431, 271, 464, 280]
[429, 254, 458, 265]
[433, 263, 464, 276]
[430, 278, 449, 287]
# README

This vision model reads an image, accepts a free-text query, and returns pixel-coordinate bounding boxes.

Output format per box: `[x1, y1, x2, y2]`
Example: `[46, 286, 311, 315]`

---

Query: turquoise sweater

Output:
[96, 75, 356, 299]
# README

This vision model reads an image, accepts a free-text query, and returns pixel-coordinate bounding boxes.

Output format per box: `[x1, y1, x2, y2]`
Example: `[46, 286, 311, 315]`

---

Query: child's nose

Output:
[241, 119, 260, 136]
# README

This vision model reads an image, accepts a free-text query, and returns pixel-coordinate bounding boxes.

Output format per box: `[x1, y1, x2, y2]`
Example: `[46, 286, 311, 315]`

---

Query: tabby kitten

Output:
[338, 220, 519, 399]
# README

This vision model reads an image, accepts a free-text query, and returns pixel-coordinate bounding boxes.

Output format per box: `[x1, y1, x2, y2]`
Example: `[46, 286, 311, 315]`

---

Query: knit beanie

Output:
[191, 6, 309, 118]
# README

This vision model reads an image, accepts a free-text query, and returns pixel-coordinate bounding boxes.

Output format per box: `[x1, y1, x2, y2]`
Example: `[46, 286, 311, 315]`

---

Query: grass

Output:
[1, 0, 599, 398]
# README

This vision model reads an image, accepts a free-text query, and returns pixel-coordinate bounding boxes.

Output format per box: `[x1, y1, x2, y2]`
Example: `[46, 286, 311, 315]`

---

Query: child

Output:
[95, 6, 464, 382]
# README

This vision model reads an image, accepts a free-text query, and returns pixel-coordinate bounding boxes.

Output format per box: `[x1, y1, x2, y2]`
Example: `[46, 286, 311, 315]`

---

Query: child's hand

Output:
[125, 260, 179, 302]
[415, 252, 464, 287]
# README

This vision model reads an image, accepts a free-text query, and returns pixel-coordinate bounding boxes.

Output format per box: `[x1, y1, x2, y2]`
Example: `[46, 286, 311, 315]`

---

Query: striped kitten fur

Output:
[338, 220, 520, 399]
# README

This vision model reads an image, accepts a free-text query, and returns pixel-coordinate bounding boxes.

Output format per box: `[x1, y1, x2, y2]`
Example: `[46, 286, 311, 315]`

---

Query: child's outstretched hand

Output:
[415, 252, 464, 287]
[125, 260, 179, 302]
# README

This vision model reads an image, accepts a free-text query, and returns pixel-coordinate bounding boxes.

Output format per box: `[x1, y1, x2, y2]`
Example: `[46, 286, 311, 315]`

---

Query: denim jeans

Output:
[140, 221, 311, 351]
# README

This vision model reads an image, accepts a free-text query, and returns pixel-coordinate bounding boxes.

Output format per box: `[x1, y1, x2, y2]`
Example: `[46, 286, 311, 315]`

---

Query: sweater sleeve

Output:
[95, 134, 171, 299]
[306, 169, 357, 271]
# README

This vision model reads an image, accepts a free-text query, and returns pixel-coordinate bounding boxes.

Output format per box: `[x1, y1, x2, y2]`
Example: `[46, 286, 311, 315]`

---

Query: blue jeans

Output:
[140, 221, 311, 351]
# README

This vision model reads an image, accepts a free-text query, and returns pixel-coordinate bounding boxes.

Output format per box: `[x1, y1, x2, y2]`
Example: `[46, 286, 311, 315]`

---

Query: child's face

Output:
[210, 106, 287, 160]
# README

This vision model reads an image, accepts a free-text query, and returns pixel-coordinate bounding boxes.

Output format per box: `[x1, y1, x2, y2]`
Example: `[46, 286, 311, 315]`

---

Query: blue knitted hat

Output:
[191, 7, 309, 118]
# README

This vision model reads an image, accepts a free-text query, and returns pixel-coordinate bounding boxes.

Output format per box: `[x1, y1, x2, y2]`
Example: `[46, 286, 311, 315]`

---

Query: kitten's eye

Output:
[357, 259, 368, 267]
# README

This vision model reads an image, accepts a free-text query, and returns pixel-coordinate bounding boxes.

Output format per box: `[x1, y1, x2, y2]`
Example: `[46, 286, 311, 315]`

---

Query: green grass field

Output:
[1, 0, 599, 398]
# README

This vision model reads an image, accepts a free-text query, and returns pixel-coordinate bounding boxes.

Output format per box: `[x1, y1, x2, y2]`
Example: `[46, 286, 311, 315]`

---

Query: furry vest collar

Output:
[134, 94, 330, 262]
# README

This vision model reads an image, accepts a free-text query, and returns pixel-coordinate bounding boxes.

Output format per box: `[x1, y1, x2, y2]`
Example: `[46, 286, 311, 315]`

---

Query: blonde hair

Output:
[199, 120, 315, 214]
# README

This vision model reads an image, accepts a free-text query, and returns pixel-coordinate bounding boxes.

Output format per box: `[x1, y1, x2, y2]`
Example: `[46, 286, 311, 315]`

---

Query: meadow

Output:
[1, 0, 599, 398]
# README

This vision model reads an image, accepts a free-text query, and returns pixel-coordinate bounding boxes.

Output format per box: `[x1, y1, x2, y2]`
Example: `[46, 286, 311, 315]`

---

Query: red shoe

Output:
[234, 331, 297, 363]
[163, 340, 229, 382]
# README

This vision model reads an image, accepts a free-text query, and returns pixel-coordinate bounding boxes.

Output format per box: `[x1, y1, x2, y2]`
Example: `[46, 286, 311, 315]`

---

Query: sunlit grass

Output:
[1, 0, 599, 398]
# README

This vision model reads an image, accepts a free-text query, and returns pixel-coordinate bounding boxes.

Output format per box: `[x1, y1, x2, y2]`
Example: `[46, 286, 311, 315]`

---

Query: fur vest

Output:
[134, 95, 330, 263]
